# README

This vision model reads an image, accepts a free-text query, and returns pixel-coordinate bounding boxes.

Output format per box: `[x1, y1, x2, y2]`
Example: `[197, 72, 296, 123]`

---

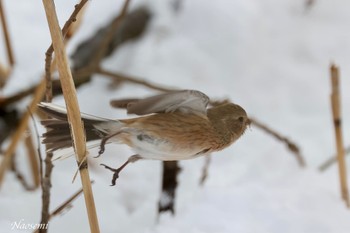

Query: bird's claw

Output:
[100, 163, 121, 186]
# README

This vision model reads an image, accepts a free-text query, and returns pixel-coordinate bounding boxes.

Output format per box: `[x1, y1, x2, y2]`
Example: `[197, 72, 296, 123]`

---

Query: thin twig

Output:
[30, 112, 48, 232]
[45, 0, 89, 102]
[0, 85, 37, 107]
[0, 0, 15, 65]
[0, 0, 14, 86]
[200, 155, 211, 185]
[34, 181, 94, 233]
[88, 0, 131, 69]
[0, 80, 46, 187]
[65, 1, 87, 40]
[50, 181, 94, 219]
[39, 151, 54, 233]
[318, 146, 350, 172]
[250, 117, 306, 167]
[10, 154, 36, 191]
[0, 62, 10, 87]
[96, 68, 176, 92]
[42, 0, 100, 232]
[330, 63, 350, 208]
[24, 128, 40, 188]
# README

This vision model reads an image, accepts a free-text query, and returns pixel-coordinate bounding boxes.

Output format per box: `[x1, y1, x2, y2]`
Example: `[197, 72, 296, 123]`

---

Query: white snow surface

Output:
[1, 0, 350, 232]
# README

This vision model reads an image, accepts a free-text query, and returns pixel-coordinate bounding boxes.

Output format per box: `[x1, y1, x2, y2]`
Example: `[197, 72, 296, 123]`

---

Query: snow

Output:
[1, 0, 350, 232]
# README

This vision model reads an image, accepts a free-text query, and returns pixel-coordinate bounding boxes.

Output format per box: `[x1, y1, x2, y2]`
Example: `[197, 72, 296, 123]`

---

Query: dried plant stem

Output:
[0, 85, 37, 107]
[45, 0, 88, 102]
[49, 184, 85, 220]
[29, 108, 53, 233]
[0, 62, 9, 86]
[250, 118, 306, 167]
[158, 161, 180, 215]
[0, 0, 15, 66]
[24, 128, 40, 188]
[42, 1, 87, 227]
[40, 1, 89, 231]
[88, 0, 131, 69]
[10, 155, 35, 191]
[34, 182, 93, 233]
[39, 151, 54, 233]
[0, 80, 46, 187]
[330, 64, 350, 208]
[200, 155, 211, 185]
[96, 68, 175, 92]
[318, 146, 350, 172]
[41, 1, 87, 224]
[42, 0, 100, 232]
[65, 1, 87, 39]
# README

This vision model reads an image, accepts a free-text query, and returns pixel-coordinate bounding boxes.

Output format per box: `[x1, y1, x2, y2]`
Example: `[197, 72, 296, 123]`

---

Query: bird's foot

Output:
[100, 163, 122, 186]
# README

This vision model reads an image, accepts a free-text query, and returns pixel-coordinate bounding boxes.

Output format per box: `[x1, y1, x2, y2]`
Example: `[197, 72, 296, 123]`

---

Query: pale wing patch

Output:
[123, 90, 210, 115]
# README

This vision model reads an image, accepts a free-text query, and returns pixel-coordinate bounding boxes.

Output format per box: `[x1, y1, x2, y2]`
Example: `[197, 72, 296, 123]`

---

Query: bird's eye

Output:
[238, 117, 244, 122]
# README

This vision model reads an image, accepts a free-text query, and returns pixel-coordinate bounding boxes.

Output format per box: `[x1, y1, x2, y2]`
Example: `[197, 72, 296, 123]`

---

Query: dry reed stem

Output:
[330, 64, 350, 208]
[40, 1, 88, 230]
[45, 0, 88, 102]
[34, 182, 93, 233]
[158, 161, 180, 214]
[88, 0, 131, 69]
[10, 155, 35, 191]
[50, 181, 94, 220]
[66, 1, 87, 39]
[200, 155, 211, 185]
[0, 62, 10, 86]
[96, 68, 175, 92]
[44, 57, 56, 102]
[42, 0, 100, 232]
[39, 150, 54, 233]
[318, 146, 350, 172]
[250, 118, 306, 167]
[0, 0, 15, 66]
[0, 80, 46, 187]
[24, 128, 40, 188]
[0, 85, 37, 107]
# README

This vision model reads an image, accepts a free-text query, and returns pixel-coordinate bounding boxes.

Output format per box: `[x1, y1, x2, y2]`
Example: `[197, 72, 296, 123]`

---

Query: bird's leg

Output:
[100, 154, 142, 186]
[95, 131, 122, 158]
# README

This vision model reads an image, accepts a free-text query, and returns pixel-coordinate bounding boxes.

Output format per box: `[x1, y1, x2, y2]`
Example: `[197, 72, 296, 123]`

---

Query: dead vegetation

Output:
[2, 0, 347, 232]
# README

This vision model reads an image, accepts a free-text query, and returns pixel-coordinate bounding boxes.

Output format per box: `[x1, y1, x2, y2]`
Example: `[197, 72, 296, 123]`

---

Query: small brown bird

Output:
[39, 90, 249, 185]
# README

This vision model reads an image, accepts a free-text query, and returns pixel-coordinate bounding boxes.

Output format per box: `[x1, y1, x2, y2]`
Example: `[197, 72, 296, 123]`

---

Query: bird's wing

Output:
[110, 90, 210, 115]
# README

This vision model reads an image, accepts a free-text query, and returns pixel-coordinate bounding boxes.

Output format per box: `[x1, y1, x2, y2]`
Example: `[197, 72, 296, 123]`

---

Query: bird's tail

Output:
[38, 103, 121, 152]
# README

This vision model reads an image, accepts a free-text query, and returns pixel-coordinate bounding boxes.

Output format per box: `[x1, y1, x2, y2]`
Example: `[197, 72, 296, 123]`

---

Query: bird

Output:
[38, 90, 250, 185]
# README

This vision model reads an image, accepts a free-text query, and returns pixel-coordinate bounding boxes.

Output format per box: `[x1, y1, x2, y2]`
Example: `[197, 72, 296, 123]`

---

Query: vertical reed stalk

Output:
[330, 63, 350, 208]
[42, 0, 100, 231]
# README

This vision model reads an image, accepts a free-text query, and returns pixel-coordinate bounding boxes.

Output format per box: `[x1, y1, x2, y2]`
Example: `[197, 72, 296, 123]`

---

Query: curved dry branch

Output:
[250, 117, 306, 167]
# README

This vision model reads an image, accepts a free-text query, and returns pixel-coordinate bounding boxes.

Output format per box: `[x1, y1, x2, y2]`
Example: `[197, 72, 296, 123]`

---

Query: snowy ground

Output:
[1, 0, 350, 232]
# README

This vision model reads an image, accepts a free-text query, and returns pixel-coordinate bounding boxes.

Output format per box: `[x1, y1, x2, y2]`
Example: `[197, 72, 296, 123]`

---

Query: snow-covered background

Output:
[1, 0, 350, 232]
